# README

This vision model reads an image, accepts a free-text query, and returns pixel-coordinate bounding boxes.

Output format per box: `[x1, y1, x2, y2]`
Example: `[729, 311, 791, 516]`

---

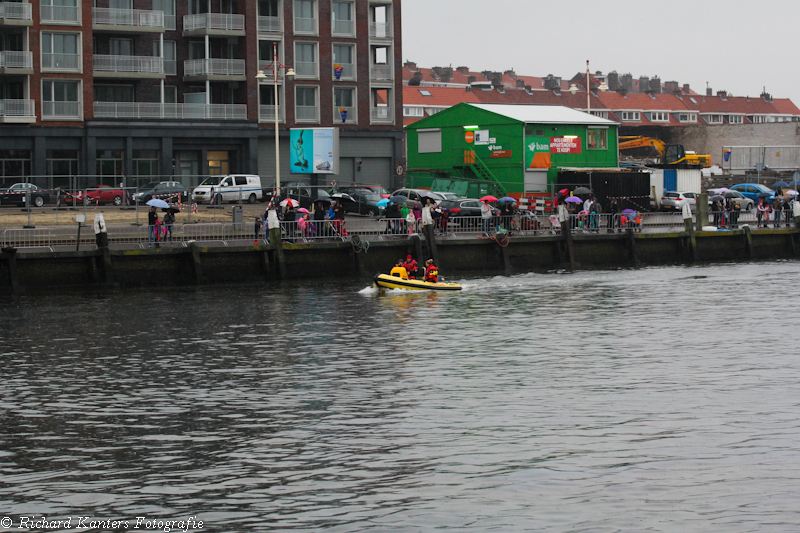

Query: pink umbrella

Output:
[297, 207, 310, 213]
[480, 195, 499, 202]
[564, 196, 583, 203]
[280, 198, 300, 207]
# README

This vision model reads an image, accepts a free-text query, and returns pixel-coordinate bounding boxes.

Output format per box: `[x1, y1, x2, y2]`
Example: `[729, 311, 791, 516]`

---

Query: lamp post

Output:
[256, 42, 295, 221]
[568, 60, 609, 114]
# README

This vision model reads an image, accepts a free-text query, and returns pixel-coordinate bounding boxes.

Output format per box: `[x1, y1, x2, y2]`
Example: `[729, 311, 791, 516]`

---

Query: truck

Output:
[619, 136, 712, 168]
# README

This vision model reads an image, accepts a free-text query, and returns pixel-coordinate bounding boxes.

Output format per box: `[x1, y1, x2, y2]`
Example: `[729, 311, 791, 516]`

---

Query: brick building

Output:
[0, 0, 403, 190]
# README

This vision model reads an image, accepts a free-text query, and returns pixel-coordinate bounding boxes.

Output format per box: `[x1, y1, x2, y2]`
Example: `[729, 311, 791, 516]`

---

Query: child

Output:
[254, 216, 263, 245]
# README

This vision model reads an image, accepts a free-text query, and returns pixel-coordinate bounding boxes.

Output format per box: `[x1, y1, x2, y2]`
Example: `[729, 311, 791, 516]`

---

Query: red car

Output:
[63, 185, 126, 206]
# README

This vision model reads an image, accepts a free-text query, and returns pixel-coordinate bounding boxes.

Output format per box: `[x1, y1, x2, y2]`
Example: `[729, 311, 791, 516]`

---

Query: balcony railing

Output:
[42, 101, 81, 119]
[93, 102, 247, 120]
[0, 2, 32, 21]
[0, 99, 35, 118]
[42, 52, 80, 70]
[41, 5, 80, 23]
[332, 18, 354, 35]
[369, 22, 391, 38]
[0, 51, 33, 69]
[184, 58, 245, 77]
[294, 61, 316, 78]
[296, 105, 317, 122]
[94, 55, 164, 74]
[371, 105, 392, 121]
[258, 15, 280, 32]
[93, 7, 164, 28]
[294, 16, 315, 33]
[259, 104, 284, 122]
[370, 64, 392, 81]
[183, 13, 244, 32]
[335, 105, 355, 123]
[334, 62, 354, 80]
[257, 61, 284, 80]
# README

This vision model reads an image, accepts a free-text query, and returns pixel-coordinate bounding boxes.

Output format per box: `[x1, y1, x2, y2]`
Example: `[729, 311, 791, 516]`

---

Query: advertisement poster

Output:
[290, 128, 339, 174]
[550, 137, 582, 154]
[525, 135, 552, 170]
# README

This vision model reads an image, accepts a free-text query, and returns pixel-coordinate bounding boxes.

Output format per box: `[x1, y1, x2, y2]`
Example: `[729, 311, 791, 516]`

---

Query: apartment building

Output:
[0, 0, 403, 189]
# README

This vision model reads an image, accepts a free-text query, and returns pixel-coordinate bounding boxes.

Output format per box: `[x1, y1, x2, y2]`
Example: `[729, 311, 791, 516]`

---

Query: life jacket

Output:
[390, 266, 408, 279]
[425, 264, 439, 282]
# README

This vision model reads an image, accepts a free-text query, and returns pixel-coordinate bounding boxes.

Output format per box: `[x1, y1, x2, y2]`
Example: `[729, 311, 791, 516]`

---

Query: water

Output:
[2, 262, 800, 532]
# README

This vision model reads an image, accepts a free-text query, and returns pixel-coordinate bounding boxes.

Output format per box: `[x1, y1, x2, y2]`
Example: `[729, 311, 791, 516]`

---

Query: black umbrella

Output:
[314, 197, 333, 204]
[330, 192, 354, 202]
[390, 195, 408, 203]
[573, 187, 593, 196]
[709, 195, 724, 202]
[722, 192, 739, 198]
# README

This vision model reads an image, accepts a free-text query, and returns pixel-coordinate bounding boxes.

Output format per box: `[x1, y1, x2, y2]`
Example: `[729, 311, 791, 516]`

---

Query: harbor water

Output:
[2, 262, 800, 532]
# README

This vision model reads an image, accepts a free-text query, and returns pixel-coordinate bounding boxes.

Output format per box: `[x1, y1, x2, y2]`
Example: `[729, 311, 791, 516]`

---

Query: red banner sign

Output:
[490, 150, 512, 158]
[550, 137, 582, 154]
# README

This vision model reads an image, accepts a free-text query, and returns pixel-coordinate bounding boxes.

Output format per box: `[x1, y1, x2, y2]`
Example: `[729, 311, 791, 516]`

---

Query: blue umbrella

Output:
[377, 198, 389, 207]
[774, 181, 789, 188]
[499, 197, 516, 203]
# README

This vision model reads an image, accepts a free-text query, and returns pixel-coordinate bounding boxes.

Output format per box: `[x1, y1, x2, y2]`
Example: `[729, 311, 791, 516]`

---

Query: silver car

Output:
[660, 191, 697, 211]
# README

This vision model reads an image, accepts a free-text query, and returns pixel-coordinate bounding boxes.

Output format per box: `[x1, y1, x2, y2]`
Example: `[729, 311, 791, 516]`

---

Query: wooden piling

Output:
[684, 218, 697, 262]
[628, 229, 639, 267]
[270, 227, 286, 279]
[563, 226, 575, 270]
[743, 225, 754, 259]
[424, 224, 439, 266]
[189, 242, 203, 284]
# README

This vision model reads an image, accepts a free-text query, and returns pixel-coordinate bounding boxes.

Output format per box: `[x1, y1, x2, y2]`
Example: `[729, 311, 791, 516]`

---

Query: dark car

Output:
[339, 190, 385, 216]
[439, 198, 500, 226]
[0, 183, 51, 207]
[132, 181, 188, 203]
[267, 185, 331, 209]
[339, 185, 391, 199]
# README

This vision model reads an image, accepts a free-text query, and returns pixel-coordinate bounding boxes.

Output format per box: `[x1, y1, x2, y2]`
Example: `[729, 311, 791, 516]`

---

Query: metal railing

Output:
[0, 99, 35, 118]
[93, 7, 164, 27]
[371, 106, 392, 121]
[184, 58, 245, 77]
[0, 1, 32, 20]
[41, 52, 80, 70]
[332, 19, 354, 35]
[258, 15, 281, 32]
[93, 102, 247, 120]
[334, 61, 355, 80]
[41, 4, 80, 23]
[294, 61, 317, 77]
[258, 104, 284, 122]
[42, 101, 81, 119]
[369, 22, 391, 38]
[183, 13, 244, 32]
[296, 105, 317, 122]
[3, 229, 53, 251]
[94, 55, 164, 74]
[370, 65, 392, 81]
[294, 16, 315, 33]
[0, 51, 33, 69]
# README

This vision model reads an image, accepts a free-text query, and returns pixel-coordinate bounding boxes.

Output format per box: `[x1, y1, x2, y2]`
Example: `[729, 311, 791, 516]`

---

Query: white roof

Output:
[467, 103, 618, 126]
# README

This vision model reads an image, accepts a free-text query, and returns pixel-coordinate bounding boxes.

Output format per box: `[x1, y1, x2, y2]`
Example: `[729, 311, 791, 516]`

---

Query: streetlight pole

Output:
[568, 60, 609, 115]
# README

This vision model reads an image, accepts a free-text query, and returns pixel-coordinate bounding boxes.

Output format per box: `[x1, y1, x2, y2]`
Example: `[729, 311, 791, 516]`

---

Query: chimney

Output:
[403, 61, 417, 71]
[682, 84, 691, 94]
[608, 71, 619, 91]
[456, 66, 470, 75]
[639, 76, 650, 93]
[516, 79, 525, 88]
[440, 67, 452, 83]
[664, 81, 679, 94]
[467, 75, 476, 84]
[431, 66, 444, 80]
[504, 69, 517, 80]
[620, 73, 633, 92]
[706, 87, 713, 96]
[760, 89, 772, 102]
[650, 77, 661, 94]
[481, 70, 493, 80]
[412, 71, 422, 81]
[543, 74, 561, 91]
[618, 88, 627, 97]
[716, 90, 727, 98]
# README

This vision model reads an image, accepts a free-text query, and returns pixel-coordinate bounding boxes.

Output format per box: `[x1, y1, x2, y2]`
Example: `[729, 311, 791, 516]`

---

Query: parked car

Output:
[192, 174, 262, 204]
[341, 190, 385, 216]
[730, 183, 775, 202]
[63, 184, 126, 206]
[339, 185, 391, 198]
[720, 190, 754, 211]
[132, 181, 188, 203]
[432, 191, 463, 201]
[391, 188, 446, 203]
[660, 191, 698, 211]
[438, 198, 500, 226]
[266, 184, 331, 210]
[0, 183, 51, 207]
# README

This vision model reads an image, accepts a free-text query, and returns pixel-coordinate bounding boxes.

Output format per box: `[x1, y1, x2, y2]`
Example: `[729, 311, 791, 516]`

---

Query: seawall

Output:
[0, 227, 798, 292]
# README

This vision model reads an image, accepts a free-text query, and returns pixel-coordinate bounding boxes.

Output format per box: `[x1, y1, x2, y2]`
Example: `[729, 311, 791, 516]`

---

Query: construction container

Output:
[558, 170, 652, 212]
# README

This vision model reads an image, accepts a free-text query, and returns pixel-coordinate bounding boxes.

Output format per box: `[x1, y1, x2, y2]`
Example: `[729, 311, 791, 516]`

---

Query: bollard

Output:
[695, 193, 709, 231]
[563, 224, 575, 270]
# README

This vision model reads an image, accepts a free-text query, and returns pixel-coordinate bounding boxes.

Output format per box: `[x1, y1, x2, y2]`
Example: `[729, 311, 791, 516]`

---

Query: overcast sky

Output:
[401, 0, 799, 104]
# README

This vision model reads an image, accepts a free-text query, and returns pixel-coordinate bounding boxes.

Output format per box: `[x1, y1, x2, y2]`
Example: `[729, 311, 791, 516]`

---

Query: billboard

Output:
[289, 128, 340, 174]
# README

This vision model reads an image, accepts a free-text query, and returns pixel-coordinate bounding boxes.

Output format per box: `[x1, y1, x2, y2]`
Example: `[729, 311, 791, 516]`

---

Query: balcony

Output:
[334, 62, 355, 80]
[42, 101, 81, 120]
[370, 64, 392, 81]
[42, 52, 81, 71]
[332, 18, 354, 36]
[93, 7, 164, 33]
[294, 61, 317, 78]
[0, 2, 32, 25]
[183, 13, 245, 36]
[369, 22, 391, 39]
[371, 105, 392, 123]
[296, 105, 317, 122]
[257, 62, 284, 81]
[184, 58, 246, 81]
[93, 102, 247, 120]
[93, 55, 165, 79]
[258, 104, 284, 123]
[294, 16, 316, 34]
[41, 4, 80, 24]
[0, 51, 33, 74]
[258, 15, 280, 33]
[0, 99, 35, 123]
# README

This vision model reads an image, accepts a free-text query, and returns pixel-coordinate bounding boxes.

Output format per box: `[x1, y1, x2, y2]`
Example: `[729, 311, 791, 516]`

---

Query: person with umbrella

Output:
[481, 198, 493, 235]
[757, 197, 769, 228]
[163, 207, 177, 246]
[772, 196, 784, 228]
[711, 196, 723, 227]
[148, 205, 158, 247]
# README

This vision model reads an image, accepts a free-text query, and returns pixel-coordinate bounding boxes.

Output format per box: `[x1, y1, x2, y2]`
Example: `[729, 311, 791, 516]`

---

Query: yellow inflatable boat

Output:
[373, 272, 462, 291]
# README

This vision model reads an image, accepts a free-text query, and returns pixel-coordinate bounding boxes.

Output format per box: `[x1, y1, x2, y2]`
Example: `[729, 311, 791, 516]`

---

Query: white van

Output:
[192, 174, 262, 204]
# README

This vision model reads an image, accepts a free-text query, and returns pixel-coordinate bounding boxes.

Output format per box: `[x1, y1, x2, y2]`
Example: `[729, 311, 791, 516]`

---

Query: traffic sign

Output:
[395, 163, 405, 176]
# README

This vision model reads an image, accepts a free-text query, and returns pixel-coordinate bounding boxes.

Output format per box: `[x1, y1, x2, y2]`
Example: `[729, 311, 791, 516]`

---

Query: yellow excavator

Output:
[619, 136, 712, 168]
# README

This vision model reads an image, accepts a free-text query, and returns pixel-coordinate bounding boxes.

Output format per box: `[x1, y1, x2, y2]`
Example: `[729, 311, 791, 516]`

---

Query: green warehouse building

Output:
[405, 103, 620, 197]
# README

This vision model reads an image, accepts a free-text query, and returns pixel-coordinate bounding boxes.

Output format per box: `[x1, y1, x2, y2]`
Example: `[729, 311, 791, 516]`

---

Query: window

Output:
[419, 89, 431, 96]
[42, 0, 79, 24]
[294, 0, 317, 34]
[47, 150, 78, 188]
[706, 114, 723, 124]
[651, 111, 668, 122]
[730, 115, 744, 124]
[371, 87, 391, 122]
[258, 39, 282, 72]
[42, 80, 81, 119]
[189, 41, 205, 60]
[153, 40, 176, 75]
[294, 42, 317, 78]
[749, 115, 764, 124]
[259, 84, 283, 121]
[370, 45, 391, 80]
[425, 108, 442, 116]
[96, 150, 123, 178]
[619, 111, 640, 121]
[418, 129, 442, 154]
[403, 106, 423, 117]
[587, 128, 607, 150]
[332, 43, 354, 80]
[589, 110, 608, 119]
[370, 3, 390, 38]
[258, 0, 280, 32]
[678, 112, 696, 123]
[295, 86, 318, 122]
[110, 38, 133, 56]
[153, 85, 177, 103]
[152, 0, 175, 29]
[0, 150, 31, 184]
[94, 84, 133, 102]
[133, 150, 159, 177]
[334, 86, 355, 123]
[41, 32, 80, 70]
[331, 1, 354, 35]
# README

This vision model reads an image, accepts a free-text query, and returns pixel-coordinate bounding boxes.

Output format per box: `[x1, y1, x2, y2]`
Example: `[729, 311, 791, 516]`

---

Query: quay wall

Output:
[0, 229, 798, 291]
